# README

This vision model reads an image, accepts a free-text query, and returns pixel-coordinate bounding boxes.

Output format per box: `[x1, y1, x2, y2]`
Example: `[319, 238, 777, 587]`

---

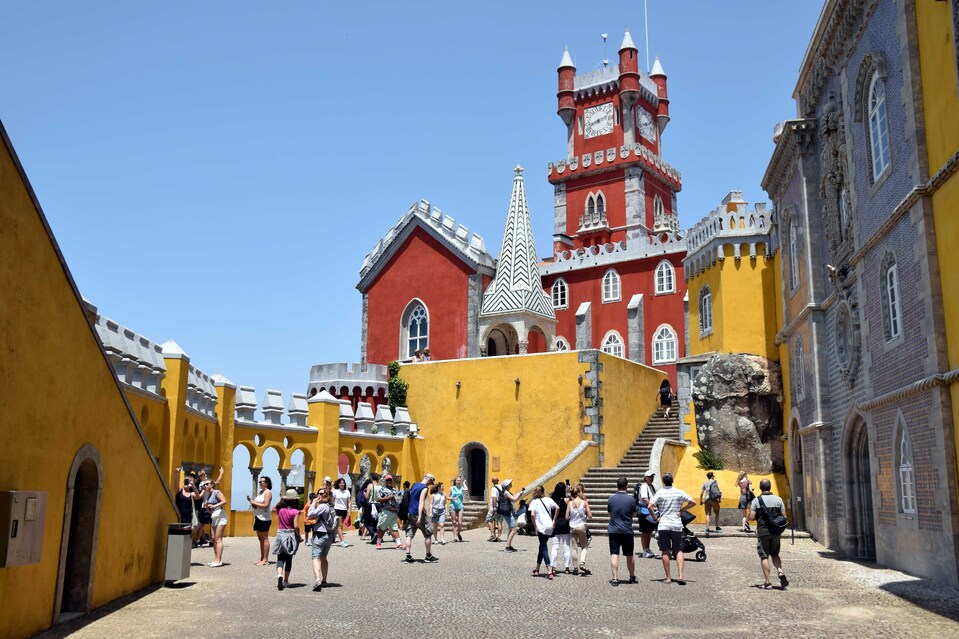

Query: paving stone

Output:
[36, 528, 959, 638]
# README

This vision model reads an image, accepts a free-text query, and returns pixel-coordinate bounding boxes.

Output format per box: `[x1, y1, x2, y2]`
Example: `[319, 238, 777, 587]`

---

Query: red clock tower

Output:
[542, 31, 687, 384]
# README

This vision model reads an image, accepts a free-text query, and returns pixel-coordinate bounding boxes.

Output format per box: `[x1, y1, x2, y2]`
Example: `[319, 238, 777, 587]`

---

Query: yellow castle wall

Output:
[0, 128, 177, 639]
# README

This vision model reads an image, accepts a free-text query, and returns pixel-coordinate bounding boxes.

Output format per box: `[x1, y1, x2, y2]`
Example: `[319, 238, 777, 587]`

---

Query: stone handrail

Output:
[514, 440, 599, 500]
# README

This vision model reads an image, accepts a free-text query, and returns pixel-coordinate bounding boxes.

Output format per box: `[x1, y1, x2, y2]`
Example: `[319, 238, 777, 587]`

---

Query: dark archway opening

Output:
[468, 449, 487, 498]
[845, 420, 876, 560]
[61, 458, 99, 616]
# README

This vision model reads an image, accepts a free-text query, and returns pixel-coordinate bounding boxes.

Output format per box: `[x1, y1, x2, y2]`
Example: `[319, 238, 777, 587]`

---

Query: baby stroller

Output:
[679, 510, 707, 561]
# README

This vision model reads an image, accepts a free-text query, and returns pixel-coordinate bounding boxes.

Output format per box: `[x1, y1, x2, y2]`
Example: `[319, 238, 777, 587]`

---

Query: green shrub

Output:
[693, 448, 724, 470]
[387, 361, 408, 435]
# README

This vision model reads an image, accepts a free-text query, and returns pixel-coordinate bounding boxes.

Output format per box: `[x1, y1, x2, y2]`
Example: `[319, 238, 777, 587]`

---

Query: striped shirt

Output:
[652, 487, 693, 532]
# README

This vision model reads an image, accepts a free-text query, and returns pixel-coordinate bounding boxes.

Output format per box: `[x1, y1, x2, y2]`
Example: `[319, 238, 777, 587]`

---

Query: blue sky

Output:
[2, 1, 822, 411]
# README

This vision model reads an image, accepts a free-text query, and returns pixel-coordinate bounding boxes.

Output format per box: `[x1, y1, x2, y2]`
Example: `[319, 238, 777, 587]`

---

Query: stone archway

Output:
[484, 325, 515, 357]
[54, 444, 103, 623]
[458, 442, 489, 501]
[843, 416, 876, 560]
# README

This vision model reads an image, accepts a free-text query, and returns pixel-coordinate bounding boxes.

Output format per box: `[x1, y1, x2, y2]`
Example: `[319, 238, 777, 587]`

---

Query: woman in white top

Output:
[528, 485, 559, 580]
[332, 478, 351, 547]
[247, 476, 273, 566]
[430, 482, 448, 544]
[566, 486, 592, 575]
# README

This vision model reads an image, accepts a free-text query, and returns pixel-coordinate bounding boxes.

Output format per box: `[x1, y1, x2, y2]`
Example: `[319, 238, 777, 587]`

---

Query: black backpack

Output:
[757, 495, 788, 535]
[496, 486, 512, 516]
[397, 489, 411, 519]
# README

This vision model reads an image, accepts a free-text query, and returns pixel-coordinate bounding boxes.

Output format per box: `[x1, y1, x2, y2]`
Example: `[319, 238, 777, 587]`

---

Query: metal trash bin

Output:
[165, 523, 192, 584]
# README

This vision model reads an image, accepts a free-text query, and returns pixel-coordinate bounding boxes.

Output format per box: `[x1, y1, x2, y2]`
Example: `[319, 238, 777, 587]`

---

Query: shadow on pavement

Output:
[879, 580, 959, 623]
[34, 584, 162, 639]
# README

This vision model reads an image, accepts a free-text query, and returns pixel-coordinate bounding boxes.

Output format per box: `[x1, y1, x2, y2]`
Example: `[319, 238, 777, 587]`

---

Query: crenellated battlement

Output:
[94, 312, 167, 397]
[683, 191, 776, 280]
[359, 199, 495, 284]
[234, 386, 315, 431]
[547, 140, 682, 189]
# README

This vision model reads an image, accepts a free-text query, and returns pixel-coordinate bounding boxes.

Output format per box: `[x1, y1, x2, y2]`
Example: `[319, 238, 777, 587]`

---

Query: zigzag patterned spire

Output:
[480, 166, 555, 319]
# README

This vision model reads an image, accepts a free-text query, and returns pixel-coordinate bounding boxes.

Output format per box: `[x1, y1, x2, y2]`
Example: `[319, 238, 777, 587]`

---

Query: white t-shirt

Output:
[528, 497, 558, 533]
[652, 487, 693, 532]
[333, 489, 350, 511]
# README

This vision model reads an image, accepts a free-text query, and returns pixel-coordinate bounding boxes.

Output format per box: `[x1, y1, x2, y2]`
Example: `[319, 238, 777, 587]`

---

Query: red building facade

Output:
[357, 31, 687, 386]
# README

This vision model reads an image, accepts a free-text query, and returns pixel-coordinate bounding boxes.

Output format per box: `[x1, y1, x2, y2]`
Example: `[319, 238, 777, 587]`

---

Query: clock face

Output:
[584, 102, 614, 139]
[637, 108, 656, 141]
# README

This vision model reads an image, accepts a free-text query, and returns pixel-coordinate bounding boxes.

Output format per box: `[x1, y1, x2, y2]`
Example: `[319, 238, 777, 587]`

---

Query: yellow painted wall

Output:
[597, 354, 667, 466]
[401, 352, 664, 493]
[688, 243, 779, 360]
[0, 128, 177, 639]
[916, 0, 959, 496]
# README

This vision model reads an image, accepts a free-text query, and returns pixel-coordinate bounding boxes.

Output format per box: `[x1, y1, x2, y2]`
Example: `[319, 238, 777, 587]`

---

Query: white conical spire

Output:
[559, 47, 574, 69]
[619, 30, 637, 52]
[650, 55, 665, 76]
[480, 166, 554, 320]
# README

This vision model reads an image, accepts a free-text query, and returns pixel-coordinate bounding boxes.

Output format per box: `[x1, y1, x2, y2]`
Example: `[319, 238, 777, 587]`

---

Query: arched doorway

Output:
[486, 328, 508, 357]
[844, 417, 876, 560]
[459, 443, 488, 500]
[789, 419, 806, 531]
[55, 445, 103, 623]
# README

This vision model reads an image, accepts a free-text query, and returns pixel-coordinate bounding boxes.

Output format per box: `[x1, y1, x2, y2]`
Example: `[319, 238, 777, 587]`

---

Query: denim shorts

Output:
[497, 514, 516, 529]
[311, 532, 332, 559]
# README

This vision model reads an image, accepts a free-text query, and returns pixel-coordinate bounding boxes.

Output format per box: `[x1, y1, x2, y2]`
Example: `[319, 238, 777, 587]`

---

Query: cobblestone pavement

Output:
[39, 528, 959, 639]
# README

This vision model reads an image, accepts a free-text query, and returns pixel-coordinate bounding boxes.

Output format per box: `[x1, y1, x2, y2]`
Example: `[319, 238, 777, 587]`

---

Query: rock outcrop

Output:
[692, 354, 784, 474]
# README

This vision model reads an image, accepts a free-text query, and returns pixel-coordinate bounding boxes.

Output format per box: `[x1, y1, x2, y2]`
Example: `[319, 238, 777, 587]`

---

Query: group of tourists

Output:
[180, 461, 789, 593]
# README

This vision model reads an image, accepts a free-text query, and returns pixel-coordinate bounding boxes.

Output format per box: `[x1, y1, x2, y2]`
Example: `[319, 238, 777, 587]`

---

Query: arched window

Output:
[788, 222, 800, 290]
[881, 252, 902, 341]
[601, 331, 624, 358]
[896, 418, 916, 514]
[699, 285, 713, 336]
[793, 336, 805, 397]
[838, 187, 849, 242]
[652, 324, 678, 363]
[868, 73, 891, 180]
[655, 260, 675, 294]
[596, 192, 606, 216]
[554, 337, 570, 351]
[551, 278, 568, 309]
[400, 300, 429, 359]
[602, 269, 621, 303]
[653, 195, 664, 219]
[587, 194, 595, 217]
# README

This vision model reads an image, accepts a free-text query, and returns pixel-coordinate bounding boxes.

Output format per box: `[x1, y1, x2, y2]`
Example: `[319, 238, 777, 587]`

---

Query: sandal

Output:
[762, 582, 773, 590]
[532, 568, 540, 577]
[547, 571, 555, 580]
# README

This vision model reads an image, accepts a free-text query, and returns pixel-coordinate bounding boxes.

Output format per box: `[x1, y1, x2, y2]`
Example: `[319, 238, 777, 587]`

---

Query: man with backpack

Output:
[404, 473, 439, 563]
[748, 479, 789, 590]
[699, 471, 722, 533]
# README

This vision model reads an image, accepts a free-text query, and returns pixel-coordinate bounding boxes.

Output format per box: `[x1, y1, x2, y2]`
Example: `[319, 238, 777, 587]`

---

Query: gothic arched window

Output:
[400, 300, 429, 359]
[896, 417, 916, 514]
[793, 336, 805, 397]
[596, 192, 606, 216]
[602, 269, 621, 303]
[554, 337, 570, 351]
[868, 73, 891, 181]
[551, 278, 568, 309]
[788, 221, 800, 290]
[652, 324, 678, 363]
[699, 285, 713, 336]
[880, 252, 903, 341]
[655, 260, 675, 294]
[601, 331, 625, 358]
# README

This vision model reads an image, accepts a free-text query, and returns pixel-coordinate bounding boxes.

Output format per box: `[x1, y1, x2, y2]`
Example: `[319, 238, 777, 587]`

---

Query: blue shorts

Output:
[311, 532, 332, 559]
[497, 514, 516, 529]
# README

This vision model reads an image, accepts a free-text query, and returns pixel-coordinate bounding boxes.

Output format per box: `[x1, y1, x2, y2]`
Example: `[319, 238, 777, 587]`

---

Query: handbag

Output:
[190, 506, 199, 531]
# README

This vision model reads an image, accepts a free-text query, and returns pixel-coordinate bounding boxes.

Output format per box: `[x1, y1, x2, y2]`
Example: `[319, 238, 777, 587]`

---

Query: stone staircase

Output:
[579, 400, 680, 537]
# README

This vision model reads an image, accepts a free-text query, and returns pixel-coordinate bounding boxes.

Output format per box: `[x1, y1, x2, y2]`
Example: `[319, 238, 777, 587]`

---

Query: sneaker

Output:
[425, 554, 439, 562]
[376, 542, 382, 549]
[277, 576, 284, 591]
[627, 576, 638, 584]
[404, 554, 414, 563]
[609, 579, 619, 587]
[505, 546, 518, 553]
[779, 573, 789, 589]
[313, 580, 323, 592]
[458, 534, 464, 542]
[715, 527, 722, 532]
[643, 549, 655, 559]
[207, 562, 224, 567]
[341, 541, 348, 548]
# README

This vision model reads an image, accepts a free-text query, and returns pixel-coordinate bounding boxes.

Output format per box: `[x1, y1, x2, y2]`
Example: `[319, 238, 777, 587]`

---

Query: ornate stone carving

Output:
[819, 105, 854, 262]
[834, 286, 862, 386]
[692, 354, 784, 474]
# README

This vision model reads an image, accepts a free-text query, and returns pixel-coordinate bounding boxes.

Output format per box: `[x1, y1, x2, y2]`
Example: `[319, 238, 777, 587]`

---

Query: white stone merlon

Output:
[393, 406, 412, 436]
[358, 199, 495, 290]
[235, 385, 258, 422]
[287, 393, 308, 426]
[186, 364, 218, 418]
[354, 402, 375, 434]
[572, 63, 658, 105]
[211, 372, 235, 389]
[261, 389, 284, 425]
[94, 312, 167, 397]
[373, 405, 394, 434]
[160, 339, 189, 360]
[337, 399, 355, 433]
[540, 233, 686, 276]
[683, 191, 775, 280]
